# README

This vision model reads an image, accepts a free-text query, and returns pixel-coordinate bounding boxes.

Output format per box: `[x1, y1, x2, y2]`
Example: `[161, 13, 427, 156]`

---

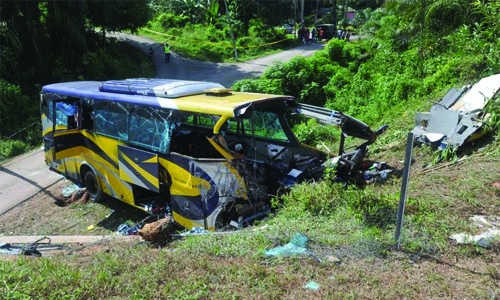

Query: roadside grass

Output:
[137, 26, 298, 63]
[0, 127, 499, 298]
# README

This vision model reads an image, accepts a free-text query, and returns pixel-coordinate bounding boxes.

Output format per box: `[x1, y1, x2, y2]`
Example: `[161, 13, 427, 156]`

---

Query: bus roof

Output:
[42, 78, 294, 116]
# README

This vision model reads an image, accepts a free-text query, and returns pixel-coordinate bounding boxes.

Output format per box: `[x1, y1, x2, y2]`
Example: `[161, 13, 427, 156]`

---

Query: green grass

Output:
[137, 26, 297, 63]
[1, 132, 499, 298]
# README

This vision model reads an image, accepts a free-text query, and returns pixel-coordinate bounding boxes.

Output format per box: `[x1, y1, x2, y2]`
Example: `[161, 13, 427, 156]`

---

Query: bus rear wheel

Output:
[84, 170, 102, 202]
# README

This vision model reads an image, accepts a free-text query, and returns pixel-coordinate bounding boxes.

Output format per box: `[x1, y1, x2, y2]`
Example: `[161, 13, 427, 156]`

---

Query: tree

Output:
[86, 0, 151, 44]
[384, 0, 474, 36]
[1, 0, 151, 85]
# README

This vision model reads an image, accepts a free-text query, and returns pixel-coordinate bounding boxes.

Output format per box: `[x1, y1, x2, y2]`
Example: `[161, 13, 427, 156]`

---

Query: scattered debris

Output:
[178, 227, 211, 236]
[412, 73, 500, 149]
[361, 161, 394, 184]
[303, 281, 320, 291]
[450, 215, 500, 249]
[0, 235, 140, 245]
[116, 222, 141, 235]
[326, 255, 341, 263]
[265, 233, 314, 258]
[0, 236, 64, 257]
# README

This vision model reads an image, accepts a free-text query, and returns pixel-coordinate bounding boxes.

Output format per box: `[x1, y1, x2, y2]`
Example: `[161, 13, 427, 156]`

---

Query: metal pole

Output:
[300, 0, 304, 26]
[223, 0, 238, 61]
[332, 0, 337, 33]
[395, 132, 414, 249]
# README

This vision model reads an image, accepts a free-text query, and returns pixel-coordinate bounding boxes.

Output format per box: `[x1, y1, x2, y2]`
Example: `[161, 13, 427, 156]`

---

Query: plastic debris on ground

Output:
[117, 222, 141, 235]
[176, 226, 210, 236]
[450, 215, 500, 249]
[264, 232, 313, 257]
[303, 281, 320, 291]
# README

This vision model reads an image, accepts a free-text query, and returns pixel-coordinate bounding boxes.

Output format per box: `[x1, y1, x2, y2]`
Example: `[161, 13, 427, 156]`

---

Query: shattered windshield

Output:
[227, 109, 288, 141]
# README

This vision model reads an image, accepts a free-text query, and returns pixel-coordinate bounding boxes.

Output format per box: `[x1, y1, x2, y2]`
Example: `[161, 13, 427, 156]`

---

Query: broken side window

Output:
[54, 97, 80, 130]
[169, 111, 222, 157]
[129, 106, 173, 154]
[94, 101, 129, 140]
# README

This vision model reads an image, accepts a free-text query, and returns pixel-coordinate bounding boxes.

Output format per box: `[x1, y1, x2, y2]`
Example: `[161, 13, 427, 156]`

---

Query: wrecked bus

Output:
[41, 78, 383, 231]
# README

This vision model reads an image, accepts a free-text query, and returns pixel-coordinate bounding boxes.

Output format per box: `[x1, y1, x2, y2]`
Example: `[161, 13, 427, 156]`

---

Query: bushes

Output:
[0, 140, 29, 161]
[80, 40, 154, 80]
[0, 80, 37, 140]
[146, 16, 292, 62]
[156, 13, 190, 28]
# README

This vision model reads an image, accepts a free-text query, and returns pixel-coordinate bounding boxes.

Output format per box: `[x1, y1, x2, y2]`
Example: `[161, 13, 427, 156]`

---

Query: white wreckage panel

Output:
[413, 73, 500, 148]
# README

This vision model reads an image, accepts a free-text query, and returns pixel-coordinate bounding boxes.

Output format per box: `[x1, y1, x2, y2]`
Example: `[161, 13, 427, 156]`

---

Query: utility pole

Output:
[300, 0, 304, 28]
[223, 0, 237, 61]
[314, 0, 320, 24]
[332, 0, 337, 33]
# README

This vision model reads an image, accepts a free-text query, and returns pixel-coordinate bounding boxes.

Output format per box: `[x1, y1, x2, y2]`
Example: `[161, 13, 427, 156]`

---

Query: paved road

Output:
[0, 148, 62, 215]
[113, 32, 325, 87]
[0, 33, 325, 215]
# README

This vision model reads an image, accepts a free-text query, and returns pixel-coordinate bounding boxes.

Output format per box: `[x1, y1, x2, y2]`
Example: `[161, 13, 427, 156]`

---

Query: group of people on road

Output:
[337, 29, 351, 41]
[148, 42, 171, 63]
[298, 26, 351, 44]
[298, 27, 322, 44]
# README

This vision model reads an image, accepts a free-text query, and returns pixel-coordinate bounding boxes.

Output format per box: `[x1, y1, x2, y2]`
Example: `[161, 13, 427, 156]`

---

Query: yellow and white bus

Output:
[41, 78, 382, 231]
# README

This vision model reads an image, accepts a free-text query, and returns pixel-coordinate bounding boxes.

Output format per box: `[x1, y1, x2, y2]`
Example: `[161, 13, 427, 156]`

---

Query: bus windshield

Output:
[225, 109, 289, 142]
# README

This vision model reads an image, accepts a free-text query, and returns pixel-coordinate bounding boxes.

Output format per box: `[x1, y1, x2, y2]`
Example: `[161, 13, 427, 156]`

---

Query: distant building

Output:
[345, 7, 356, 22]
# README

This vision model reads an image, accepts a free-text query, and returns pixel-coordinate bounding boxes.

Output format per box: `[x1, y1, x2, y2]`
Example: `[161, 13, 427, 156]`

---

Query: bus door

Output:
[42, 95, 84, 176]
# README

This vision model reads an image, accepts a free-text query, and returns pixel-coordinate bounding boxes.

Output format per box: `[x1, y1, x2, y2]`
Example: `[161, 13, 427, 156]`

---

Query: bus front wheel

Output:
[84, 170, 102, 202]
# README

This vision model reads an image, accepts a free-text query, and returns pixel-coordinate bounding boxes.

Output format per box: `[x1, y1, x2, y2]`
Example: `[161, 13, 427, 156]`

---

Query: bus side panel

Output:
[53, 131, 85, 161]
[82, 133, 135, 206]
[164, 154, 246, 230]
[118, 145, 160, 193]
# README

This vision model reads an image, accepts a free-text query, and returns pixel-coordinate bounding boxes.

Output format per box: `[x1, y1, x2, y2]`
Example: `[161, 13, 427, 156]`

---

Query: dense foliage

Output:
[1, 0, 500, 160]
[0, 0, 153, 159]
[235, 0, 500, 130]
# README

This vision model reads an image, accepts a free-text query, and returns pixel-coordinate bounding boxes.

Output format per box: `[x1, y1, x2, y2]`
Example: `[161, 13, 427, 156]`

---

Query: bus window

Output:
[94, 101, 129, 140]
[243, 109, 288, 141]
[172, 111, 219, 129]
[129, 106, 173, 154]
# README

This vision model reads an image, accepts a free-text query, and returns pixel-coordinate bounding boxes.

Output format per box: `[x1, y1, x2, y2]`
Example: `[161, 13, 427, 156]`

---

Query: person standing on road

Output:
[164, 42, 171, 63]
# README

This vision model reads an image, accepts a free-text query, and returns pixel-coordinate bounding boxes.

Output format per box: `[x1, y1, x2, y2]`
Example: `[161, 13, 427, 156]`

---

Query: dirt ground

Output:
[0, 154, 499, 299]
[0, 178, 148, 239]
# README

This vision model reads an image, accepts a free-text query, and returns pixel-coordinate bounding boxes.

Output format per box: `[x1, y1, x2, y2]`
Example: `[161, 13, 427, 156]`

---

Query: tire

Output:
[84, 170, 102, 202]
